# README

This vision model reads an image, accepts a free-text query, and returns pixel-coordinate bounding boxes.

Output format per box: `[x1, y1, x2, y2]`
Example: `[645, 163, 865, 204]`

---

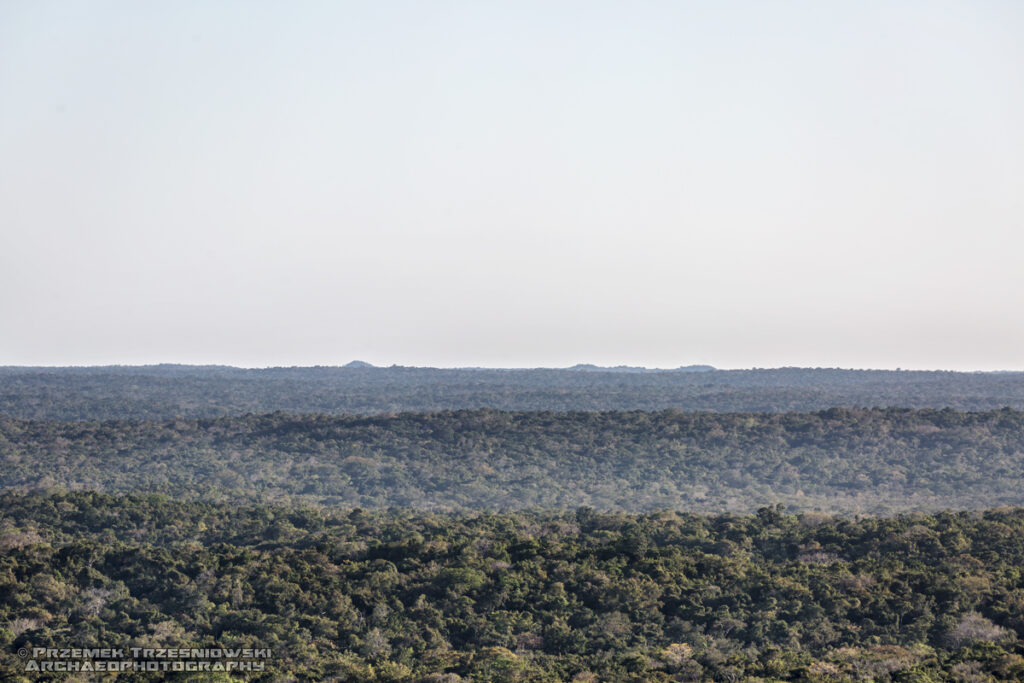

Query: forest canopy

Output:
[5, 369, 1024, 679]
[3, 492, 1024, 681]
[3, 365, 1024, 420]
[2, 408, 1024, 515]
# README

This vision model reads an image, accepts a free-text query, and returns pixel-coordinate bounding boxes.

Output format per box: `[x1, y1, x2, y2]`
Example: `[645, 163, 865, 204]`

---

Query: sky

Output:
[1, 1, 1022, 370]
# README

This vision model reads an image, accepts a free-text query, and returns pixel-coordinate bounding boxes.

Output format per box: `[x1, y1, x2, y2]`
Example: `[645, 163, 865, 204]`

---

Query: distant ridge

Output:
[342, 360, 375, 369]
[567, 363, 715, 373]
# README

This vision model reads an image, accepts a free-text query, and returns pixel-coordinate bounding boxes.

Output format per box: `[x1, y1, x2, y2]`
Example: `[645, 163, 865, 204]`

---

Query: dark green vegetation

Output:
[4, 492, 1024, 681]
[4, 408, 1024, 514]
[5, 367, 1024, 679]
[3, 365, 1024, 420]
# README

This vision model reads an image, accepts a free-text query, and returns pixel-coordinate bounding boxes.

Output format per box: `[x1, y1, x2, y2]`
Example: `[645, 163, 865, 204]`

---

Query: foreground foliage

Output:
[3, 492, 1024, 680]
[4, 408, 1024, 514]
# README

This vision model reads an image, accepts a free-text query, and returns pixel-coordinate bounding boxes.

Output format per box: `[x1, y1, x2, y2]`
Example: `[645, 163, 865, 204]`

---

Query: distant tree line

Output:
[3, 366, 1024, 419]
[3, 408, 1024, 514]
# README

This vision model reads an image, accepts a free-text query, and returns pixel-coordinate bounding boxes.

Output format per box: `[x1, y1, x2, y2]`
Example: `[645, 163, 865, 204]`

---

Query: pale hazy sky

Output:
[2, 1, 1022, 370]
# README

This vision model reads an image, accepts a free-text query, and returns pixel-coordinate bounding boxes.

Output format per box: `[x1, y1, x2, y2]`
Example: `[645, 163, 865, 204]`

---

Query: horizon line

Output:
[1, 362, 1021, 374]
